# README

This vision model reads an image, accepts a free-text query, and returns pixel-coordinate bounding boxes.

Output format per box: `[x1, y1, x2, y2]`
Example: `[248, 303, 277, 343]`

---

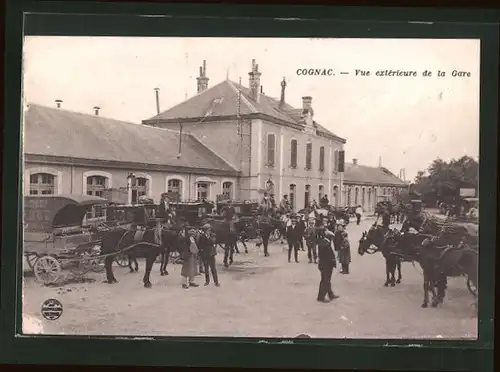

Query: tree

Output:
[413, 156, 478, 204]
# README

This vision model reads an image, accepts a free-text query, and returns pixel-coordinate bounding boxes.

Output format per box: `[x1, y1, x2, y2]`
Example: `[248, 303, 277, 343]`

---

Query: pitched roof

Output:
[143, 80, 345, 142]
[23, 104, 238, 174]
[343, 163, 407, 186]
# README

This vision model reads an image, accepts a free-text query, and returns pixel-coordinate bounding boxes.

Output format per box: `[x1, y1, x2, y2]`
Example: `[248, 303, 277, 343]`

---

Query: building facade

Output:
[142, 59, 346, 211]
[336, 159, 409, 213]
[23, 104, 239, 215]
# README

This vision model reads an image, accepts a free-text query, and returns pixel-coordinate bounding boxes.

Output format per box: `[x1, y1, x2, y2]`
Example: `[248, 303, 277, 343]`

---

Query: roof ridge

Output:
[226, 80, 258, 113]
[27, 102, 193, 136]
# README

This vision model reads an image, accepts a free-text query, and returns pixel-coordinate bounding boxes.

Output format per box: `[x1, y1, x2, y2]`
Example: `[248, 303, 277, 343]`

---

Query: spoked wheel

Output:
[115, 253, 129, 267]
[466, 278, 478, 297]
[33, 256, 62, 285]
[269, 229, 281, 242]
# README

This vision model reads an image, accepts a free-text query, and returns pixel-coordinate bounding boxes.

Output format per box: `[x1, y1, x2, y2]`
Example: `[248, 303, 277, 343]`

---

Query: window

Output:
[318, 185, 324, 200]
[319, 146, 325, 171]
[361, 188, 365, 207]
[333, 150, 339, 173]
[136, 177, 148, 197]
[289, 184, 296, 212]
[290, 139, 298, 168]
[347, 187, 352, 206]
[86, 175, 108, 197]
[305, 143, 312, 170]
[29, 173, 56, 195]
[333, 185, 339, 206]
[222, 181, 233, 199]
[368, 188, 372, 210]
[354, 188, 359, 205]
[304, 184, 311, 208]
[167, 179, 182, 199]
[197, 182, 209, 200]
[267, 133, 276, 167]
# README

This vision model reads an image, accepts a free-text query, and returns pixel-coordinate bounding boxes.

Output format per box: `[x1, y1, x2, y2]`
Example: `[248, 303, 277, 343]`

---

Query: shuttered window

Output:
[267, 133, 276, 167]
[305, 143, 312, 170]
[290, 139, 297, 168]
[319, 146, 325, 171]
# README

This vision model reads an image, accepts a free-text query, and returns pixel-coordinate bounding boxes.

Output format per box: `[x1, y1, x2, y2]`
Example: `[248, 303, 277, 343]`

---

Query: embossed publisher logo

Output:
[41, 299, 63, 320]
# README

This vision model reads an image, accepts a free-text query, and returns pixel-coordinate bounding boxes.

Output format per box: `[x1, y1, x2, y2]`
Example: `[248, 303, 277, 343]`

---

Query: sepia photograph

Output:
[21, 36, 479, 339]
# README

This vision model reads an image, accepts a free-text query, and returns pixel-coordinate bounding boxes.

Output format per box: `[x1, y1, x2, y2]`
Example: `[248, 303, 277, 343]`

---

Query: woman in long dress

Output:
[181, 229, 200, 289]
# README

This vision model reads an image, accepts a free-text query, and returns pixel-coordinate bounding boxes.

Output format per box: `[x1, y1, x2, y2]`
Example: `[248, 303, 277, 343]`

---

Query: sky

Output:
[23, 37, 480, 180]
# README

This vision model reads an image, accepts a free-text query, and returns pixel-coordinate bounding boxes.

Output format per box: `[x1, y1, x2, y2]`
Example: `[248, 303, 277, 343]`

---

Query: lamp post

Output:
[127, 173, 136, 205]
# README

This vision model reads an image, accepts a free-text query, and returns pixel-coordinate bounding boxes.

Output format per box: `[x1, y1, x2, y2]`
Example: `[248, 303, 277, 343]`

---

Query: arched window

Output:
[86, 175, 108, 197]
[333, 150, 339, 173]
[347, 187, 352, 206]
[266, 133, 276, 167]
[333, 185, 339, 206]
[29, 173, 56, 195]
[197, 182, 210, 200]
[222, 181, 233, 199]
[319, 146, 325, 171]
[361, 187, 366, 208]
[290, 139, 298, 168]
[289, 184, 296, 212]
[305, 143, 312, 170]
[318, 185, 324, 200]
[354, 187, 359, 205]
[304, 184, 311, 208]
[167, 179, 182, 199]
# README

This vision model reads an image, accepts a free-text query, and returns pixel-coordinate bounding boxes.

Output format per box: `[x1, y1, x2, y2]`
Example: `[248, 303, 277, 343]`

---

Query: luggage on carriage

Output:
[23, 194, 109, 285]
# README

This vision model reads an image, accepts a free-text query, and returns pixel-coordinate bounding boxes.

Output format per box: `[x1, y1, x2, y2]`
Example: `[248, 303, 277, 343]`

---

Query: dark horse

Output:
[401, 213, 478, 308]
[254, 214, 286, 256]
[158, 225, 186, 276]
[97, 227, 162, 288]
[202, 217, 256, 267]
[358, 224, 404, 287]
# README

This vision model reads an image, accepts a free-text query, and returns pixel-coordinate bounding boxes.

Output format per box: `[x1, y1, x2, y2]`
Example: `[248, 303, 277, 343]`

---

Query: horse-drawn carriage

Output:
[23, 195, 109, 285]
[215, 199, 259, 217]
[169, 199, 215, 227]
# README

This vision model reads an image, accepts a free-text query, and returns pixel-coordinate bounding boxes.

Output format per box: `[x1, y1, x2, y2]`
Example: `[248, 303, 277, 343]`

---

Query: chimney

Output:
[352, 158, 358, 166]
[260, 85, 263, 94]
[55, 99, 62, 109]
[279, 77, 286, 108]
[302, 96, 313, 116]
[93, 106, 100, 116]
[248, 59, 261, 103]
[154, 87, 161, 114]
[196, 60, 209, 94]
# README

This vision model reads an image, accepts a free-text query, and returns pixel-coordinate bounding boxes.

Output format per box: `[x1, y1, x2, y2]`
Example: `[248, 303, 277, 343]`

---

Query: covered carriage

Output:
[23, 194, 109, 285]
[169, 199, 215, 227]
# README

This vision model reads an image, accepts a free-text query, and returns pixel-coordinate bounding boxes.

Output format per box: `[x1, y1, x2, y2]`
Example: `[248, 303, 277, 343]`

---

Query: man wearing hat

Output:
[316, 227, 340, 303]
[222, 200, 237, 232]
[285, 214, 301, 263]
[198, 223, 220, 287]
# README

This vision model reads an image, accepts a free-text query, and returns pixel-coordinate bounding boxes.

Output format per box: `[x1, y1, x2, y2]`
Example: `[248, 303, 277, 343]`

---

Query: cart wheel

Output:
[115, 254, 129, 267]
[467, 278, 478, 297]
[26, 254, 39, 270]
[34, 256, 61, 285]
[269, 229, 281, 242]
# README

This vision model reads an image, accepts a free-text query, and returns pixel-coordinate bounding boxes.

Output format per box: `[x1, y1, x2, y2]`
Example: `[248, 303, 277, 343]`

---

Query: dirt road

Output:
[22, 217, 477, 339]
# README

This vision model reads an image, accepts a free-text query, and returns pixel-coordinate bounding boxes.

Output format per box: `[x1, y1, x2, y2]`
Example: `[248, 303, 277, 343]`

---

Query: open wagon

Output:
[23, 194, 109, 285]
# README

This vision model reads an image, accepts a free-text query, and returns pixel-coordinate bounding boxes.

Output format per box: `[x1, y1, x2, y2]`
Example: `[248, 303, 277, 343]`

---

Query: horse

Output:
[357, 224, 403, 287]
[158, 224, 186, 276]
[96, 226, 162, 288]
[202, 217, 256, 267]
[252, 213, 285, 256]
[402, 212, 478, 308]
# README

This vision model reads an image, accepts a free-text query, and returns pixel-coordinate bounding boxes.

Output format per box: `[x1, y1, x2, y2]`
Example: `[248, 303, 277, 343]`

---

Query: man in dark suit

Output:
[297, 215, 306, 251]
[198, 223, 220, 287]
[286, 215, 301, 263]
[316, 227, 340, 303]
